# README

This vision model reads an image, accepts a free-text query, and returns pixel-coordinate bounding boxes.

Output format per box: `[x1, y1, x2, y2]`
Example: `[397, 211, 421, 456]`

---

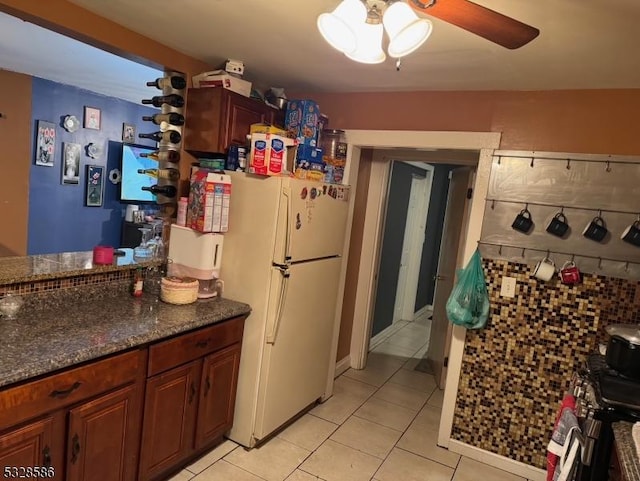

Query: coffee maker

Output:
[167, 224, 224, 298]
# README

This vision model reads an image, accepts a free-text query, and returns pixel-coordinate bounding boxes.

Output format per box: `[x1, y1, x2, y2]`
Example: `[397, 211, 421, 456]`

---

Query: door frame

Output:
[340, 130, 500, 450]
[392, 165, 433, 324]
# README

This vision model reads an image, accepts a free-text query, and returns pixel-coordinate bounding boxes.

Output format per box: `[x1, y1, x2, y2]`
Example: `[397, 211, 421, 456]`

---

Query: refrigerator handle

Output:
[282, 186, 292, 263]
[266, 266, 290, 344]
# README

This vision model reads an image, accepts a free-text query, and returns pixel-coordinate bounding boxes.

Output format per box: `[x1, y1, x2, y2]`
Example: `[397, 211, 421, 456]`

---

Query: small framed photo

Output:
[84, 106, 101, 130]
[62, 142, 81, 184]
[35, 120, 56, 166]
[86, 165, 104, 207]
[122, 123, 136, 143]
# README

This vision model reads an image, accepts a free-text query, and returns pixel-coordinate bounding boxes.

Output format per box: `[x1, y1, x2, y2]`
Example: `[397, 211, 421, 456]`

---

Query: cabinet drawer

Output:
[148, 317, 245, 377]
[0, 349, 144, 429]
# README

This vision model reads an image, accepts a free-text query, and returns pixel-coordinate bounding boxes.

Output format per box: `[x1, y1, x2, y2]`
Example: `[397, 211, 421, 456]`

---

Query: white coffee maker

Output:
[167, 224, 224, 298]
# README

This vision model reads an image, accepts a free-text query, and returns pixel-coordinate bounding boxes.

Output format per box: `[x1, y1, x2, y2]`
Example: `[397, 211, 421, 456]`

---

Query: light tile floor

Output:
[169, 319, 533, 481]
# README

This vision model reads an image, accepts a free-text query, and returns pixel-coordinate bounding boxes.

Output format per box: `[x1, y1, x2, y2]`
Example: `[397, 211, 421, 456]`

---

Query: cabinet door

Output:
[0, 414, 64, 481]
[224, 93, 267, 148]
[194, 344, 241, 449]
[66, 384, 140, 481]
[138, 360, 200, 481]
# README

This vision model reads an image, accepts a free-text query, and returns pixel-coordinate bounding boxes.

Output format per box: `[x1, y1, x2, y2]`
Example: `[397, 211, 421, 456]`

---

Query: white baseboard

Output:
[335, 355, 351, 377]
[413, 305, 433, 322]
[447, 439, 546, 481]
[369, 322, 407, 350]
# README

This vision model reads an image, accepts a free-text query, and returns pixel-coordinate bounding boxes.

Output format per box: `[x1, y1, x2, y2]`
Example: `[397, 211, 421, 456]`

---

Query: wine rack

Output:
[140, 71, 186, 207]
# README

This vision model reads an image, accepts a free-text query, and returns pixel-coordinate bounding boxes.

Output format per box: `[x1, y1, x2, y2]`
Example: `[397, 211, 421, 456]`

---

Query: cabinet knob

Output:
[189, 382, 196, 404]
[43, 445, 51, 468]
[71, 433, 81, 464]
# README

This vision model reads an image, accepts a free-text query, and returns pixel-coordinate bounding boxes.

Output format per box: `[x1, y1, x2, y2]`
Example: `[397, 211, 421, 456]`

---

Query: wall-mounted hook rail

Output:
[477, 241, 640, 267]
[484, 198, 639, 216]
[492, 152, 640, 167]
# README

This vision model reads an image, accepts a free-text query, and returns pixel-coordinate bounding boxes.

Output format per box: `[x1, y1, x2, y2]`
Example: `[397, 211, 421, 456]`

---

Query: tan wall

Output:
[291, 89, 640, 155]
[337, 149, 373, 360]
[0, 69, 31, 256]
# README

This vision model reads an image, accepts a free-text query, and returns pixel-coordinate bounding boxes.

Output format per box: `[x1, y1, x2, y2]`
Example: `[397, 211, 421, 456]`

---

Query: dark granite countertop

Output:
[0, 291, 251, 389]
[0, 249, 160, 286]
[612, 421, 640, 481]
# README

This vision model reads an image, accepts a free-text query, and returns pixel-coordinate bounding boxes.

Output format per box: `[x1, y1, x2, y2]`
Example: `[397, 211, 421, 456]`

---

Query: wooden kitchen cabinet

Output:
[0, 349, 145, 481]
[195, 345, 241, 449]
[138, 360, 201, 481]
[139, 316, 245, 481]
[0, 414, 64, 481]
[66, 384, 141, 481]
[184, 87, 284, 154]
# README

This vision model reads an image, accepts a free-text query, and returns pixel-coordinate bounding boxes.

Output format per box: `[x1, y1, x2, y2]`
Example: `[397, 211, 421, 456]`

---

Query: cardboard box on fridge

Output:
[192, 70, 252, 97]
[249, 132, 296, 176]
[284, 99, 320, 147]
[187, 171, 231, 233]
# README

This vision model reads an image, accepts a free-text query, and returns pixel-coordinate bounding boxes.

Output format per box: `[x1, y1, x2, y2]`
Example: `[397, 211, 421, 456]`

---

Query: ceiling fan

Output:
[408, 0, 539, 49]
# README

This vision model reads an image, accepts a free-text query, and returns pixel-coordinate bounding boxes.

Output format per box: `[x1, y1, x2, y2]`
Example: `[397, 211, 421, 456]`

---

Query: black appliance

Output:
[569, 353, 640, 481]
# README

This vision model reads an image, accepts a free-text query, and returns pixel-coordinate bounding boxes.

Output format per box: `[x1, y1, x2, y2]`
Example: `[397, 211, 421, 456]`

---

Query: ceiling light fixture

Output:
[317, 0, 432, 64]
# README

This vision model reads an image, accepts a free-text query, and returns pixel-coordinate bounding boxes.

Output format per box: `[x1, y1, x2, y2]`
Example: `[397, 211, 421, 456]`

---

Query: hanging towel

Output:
[546, 395, 577, 481]
[553, 426, 582, 481]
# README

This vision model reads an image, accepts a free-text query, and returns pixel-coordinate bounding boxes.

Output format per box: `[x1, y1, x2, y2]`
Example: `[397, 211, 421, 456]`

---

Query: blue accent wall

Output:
[28, 77, 157, 255]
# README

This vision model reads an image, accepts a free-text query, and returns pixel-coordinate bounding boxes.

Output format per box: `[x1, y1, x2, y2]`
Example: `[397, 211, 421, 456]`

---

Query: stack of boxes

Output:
[284, 99, 325, 181]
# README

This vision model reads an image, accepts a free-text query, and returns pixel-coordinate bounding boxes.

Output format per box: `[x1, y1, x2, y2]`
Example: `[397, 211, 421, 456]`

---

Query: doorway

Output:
[370, 161, 433, 347]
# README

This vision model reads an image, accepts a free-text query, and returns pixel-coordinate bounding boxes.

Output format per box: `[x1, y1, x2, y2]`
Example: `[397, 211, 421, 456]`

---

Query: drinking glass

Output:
[133, 227, 153, 261]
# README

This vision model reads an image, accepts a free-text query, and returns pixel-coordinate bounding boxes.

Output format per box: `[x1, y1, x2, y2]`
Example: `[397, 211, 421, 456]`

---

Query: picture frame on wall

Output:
[62, 142, 81, 184]
[86, 165, 104, 207]
[84, 106, 101, 130]
[35, 120, 56, 166]
[122, 123, 136, 143]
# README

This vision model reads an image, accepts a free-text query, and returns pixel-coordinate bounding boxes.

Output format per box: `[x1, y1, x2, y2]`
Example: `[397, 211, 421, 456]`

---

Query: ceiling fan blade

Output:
[409, 0, 540, 49]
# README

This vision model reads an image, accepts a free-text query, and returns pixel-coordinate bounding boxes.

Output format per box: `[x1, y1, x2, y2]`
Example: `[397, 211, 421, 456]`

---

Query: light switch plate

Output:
[500, 276, 517, 298]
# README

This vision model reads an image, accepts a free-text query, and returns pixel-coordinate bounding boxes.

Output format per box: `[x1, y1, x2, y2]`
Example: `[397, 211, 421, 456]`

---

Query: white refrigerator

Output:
[220, 171, 350, 447]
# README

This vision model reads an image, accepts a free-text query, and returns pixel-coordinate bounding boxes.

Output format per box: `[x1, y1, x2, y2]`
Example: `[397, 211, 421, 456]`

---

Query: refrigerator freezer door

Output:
[273, 180, 350, 264]
[254, 256, 342, 441]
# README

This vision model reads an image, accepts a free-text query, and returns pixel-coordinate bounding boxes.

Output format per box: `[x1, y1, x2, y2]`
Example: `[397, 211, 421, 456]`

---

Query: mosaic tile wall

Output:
[451, 258, 640, 469]
[0, 270, 135, 297]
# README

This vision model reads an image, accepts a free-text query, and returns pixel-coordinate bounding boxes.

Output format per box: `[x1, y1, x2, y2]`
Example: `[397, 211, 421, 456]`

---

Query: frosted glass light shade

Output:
[383, 1, 432, 58]
[346, 21, 386, 64]
[317, 0, 368, 54]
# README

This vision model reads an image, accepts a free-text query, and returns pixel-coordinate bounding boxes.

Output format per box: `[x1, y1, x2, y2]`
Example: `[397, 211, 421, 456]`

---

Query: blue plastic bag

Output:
[445, 249, 489, 329]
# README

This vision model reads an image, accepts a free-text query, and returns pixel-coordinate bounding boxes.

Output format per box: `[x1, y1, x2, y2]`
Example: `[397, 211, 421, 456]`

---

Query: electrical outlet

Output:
[500, 276, 517, 298]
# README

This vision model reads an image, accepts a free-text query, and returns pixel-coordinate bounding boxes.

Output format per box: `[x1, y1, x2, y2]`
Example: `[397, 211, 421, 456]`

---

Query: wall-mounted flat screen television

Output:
[120, 143, 157, 203]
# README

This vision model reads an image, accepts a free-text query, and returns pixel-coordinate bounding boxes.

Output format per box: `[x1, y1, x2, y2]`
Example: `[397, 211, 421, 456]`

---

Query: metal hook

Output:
[566, 159, 571, 170]
[497, 156, 502, 165]
[606, 161, 612, 172]
[598, 210, 602, 218]
[530, 158, 535, 168]
[491, 199, 496, 210]
[571, 254, 575, 262]
[560, 206, 565, 214]
[625, 262, 630, 272]
[598, 258, 603, 270]
[522, 247, 526, 257]
[498, 245, 503, 255]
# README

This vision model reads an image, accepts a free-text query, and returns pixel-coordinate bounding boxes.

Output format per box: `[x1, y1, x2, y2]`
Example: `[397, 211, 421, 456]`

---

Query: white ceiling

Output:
[1, 0, 640, 103]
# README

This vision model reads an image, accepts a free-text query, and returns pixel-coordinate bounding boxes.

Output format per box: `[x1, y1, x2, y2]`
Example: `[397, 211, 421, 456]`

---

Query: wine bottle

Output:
[137, 168, 180, 181]
[142, 112, 185, 126]
[140, 150, 180, 163]
[146, 76, 187, 90]
[139, 130, 182, 144]
[141, 94, 184, 108]
[141, 184, 177, 198]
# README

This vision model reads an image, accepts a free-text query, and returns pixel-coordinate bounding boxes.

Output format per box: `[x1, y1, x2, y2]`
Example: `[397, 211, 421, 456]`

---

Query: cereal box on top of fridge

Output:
[285, 100, 320, 147]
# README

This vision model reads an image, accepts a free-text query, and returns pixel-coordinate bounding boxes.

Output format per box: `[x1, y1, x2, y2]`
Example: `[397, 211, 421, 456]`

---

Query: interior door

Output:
[427, 167, 472, 389]
[254, 257, 342, 441]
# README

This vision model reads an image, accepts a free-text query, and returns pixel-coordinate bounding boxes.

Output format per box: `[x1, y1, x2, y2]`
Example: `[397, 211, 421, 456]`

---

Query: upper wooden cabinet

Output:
[183, 88, 285, 154]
